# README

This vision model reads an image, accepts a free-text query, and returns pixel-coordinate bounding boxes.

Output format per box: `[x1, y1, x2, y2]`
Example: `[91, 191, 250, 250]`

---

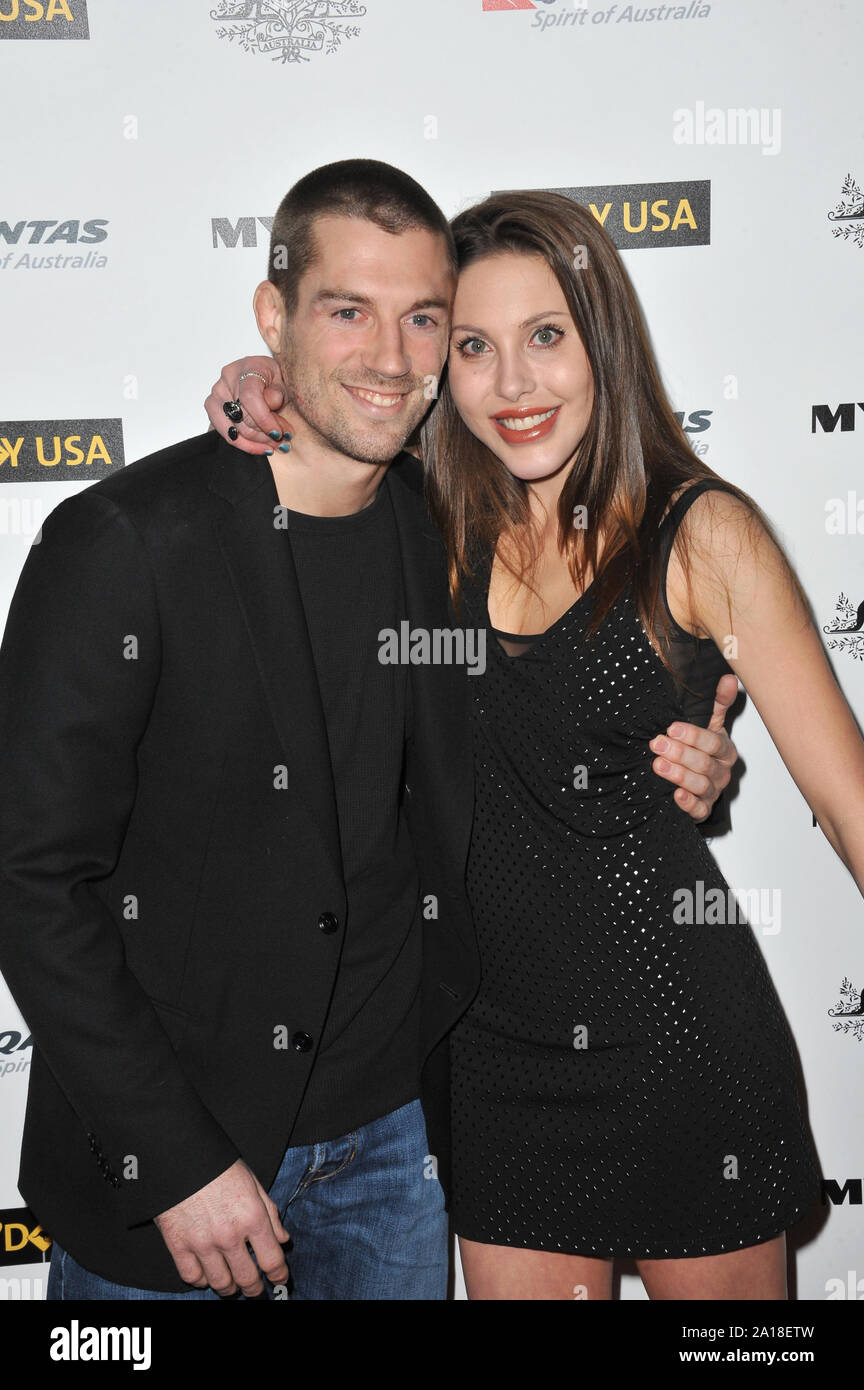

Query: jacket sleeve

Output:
[0, 487, 241, 1227]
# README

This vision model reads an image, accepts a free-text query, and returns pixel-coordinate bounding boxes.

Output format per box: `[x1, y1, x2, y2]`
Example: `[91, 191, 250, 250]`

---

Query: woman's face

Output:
[447, 251, 594, 485]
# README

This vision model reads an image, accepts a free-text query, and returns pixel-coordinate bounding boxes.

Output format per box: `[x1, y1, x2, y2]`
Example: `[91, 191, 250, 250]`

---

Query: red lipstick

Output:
[490, 404, 561, 445]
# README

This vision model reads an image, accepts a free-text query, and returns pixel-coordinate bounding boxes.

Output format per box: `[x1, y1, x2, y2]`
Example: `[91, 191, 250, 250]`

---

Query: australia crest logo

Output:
[828, 977, 864, 1041]
[211, 0, 367, 64]
[828, 173, 864, 249]
[823, 592, 864, 660]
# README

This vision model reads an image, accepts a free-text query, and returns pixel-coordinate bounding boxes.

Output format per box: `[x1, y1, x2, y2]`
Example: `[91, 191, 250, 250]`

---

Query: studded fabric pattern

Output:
[448, 484, 821, 1259]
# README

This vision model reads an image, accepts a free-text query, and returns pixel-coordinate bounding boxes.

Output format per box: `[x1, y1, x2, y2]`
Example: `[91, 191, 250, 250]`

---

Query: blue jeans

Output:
[47, 1098, 448, 1300]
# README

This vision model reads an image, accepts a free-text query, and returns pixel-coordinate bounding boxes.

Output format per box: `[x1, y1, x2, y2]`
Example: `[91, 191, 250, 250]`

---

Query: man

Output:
[0, 159, 736, 1300]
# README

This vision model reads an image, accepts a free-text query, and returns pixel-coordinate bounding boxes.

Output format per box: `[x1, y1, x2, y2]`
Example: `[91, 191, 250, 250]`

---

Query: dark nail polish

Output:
[282, 431, 292, 441]
[265, 448, 274, 456]
[279, 442, 291, 453]
[269, 430, 281, 440]
[228, 426, 239, 441]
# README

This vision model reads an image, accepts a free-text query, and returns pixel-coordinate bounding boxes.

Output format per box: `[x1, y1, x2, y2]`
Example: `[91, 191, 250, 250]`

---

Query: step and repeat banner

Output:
[0, 0, 861, 1302]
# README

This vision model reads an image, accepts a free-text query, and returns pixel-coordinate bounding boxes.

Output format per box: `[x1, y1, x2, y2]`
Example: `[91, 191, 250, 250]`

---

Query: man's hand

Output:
[205, 356, 291, 455]
[649, 672, 740, 822]
[154, 1158, 290, 1298]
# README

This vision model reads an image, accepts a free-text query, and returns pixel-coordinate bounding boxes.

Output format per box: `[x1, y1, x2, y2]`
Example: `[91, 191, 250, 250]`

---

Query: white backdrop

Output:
[0, 0, 862, 1301]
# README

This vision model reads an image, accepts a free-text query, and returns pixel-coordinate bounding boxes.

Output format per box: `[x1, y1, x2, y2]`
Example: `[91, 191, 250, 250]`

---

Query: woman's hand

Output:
[650, 672, 739, 822]
[205, 356, 292, 455]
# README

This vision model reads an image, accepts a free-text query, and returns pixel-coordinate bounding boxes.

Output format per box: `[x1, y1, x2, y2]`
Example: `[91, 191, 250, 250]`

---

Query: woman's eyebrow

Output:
[519, 307, 570, 327]
[451, 307, 569, 334]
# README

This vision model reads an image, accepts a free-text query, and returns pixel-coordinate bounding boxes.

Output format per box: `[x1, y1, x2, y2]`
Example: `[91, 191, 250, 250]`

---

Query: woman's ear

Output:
[253, 280, 285, 357]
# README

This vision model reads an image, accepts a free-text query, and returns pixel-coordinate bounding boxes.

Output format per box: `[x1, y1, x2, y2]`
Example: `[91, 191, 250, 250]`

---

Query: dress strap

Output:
[656, 479, 741, 640]
[658, 478, 740, 540]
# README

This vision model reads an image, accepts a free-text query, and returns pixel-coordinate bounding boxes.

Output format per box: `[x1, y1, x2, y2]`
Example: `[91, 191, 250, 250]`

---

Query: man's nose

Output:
[361, 321, 411, 379]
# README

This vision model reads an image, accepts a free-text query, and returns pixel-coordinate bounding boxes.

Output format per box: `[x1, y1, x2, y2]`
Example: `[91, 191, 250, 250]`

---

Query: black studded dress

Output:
[447, 480, 821, 1259]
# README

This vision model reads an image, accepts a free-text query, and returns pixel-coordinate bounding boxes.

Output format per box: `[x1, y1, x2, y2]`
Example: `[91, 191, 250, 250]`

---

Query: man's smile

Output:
[342, 384, 411, 416]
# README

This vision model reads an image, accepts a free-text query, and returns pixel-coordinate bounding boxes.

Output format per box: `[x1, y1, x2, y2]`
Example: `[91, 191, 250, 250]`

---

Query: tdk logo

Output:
[0, 220, 107, 245]
[212, 217, 274, 249]
[0, 0, 89, 39]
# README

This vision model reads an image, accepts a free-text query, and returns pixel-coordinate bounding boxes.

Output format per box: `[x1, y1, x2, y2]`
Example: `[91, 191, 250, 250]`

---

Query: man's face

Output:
[260, 215, 455, 465]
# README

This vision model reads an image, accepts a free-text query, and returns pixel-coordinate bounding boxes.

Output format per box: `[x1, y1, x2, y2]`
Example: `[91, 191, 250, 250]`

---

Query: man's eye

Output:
[336, 308, 359, 320]
[410, 314, 434, 328]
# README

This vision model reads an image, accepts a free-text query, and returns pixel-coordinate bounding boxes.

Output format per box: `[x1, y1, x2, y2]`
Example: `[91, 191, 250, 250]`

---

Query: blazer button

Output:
[317, 911, 339, 934]
[291, 1032, 314, 1053]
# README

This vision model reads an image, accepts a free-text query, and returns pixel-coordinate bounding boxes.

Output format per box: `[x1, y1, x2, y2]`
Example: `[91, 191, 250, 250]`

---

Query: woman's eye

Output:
[458, 337, 487, 356]
[532, 325, 563, 347]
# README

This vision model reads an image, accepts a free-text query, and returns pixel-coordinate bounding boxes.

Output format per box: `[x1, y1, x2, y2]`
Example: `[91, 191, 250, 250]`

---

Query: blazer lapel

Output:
[208, 438, 343, 885]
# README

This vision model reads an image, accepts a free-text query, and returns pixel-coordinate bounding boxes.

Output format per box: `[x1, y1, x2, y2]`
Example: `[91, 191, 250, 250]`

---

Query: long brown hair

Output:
[422, 190, 800, 660]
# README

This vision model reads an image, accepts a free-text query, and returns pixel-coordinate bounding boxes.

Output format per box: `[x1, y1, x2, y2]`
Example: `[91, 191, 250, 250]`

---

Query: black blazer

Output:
[0, 431, 480, 1291]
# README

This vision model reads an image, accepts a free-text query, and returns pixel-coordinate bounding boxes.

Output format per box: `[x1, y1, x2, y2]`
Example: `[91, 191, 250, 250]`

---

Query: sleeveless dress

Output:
[448, 480, 821, 1259]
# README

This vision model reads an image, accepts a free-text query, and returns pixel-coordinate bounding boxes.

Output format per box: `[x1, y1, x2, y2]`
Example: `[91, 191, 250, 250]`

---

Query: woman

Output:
[205, 191, 859, 1300]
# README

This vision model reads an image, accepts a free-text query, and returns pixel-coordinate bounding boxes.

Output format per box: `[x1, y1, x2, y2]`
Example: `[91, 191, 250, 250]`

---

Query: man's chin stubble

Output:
[286, 396, 423, 466]
[315, 420, 413, 466]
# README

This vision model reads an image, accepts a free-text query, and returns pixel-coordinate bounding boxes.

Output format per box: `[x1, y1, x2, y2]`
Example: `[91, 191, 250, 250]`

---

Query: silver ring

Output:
[238, 371, 268, 385]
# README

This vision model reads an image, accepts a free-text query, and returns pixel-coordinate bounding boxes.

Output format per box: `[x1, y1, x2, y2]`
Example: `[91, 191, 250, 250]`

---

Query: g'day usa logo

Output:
[502, 179, 710, 249]
[0, 0, 89, 39]
[0, 420, 125, 482]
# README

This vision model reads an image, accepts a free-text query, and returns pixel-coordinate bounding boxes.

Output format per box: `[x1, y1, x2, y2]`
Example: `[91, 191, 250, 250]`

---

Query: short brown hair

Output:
[267, 158, 457, 316]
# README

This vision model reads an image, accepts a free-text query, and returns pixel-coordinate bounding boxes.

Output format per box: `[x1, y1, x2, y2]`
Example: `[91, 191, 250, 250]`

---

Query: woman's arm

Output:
[675, 488, 864, 883]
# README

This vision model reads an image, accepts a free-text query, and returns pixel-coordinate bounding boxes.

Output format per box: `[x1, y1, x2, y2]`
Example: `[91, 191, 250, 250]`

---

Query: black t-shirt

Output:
[282, 477, 422, 1145]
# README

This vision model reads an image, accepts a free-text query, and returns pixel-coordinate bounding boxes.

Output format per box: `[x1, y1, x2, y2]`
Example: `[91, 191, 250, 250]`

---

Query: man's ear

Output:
[253, 280, 286, 356]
